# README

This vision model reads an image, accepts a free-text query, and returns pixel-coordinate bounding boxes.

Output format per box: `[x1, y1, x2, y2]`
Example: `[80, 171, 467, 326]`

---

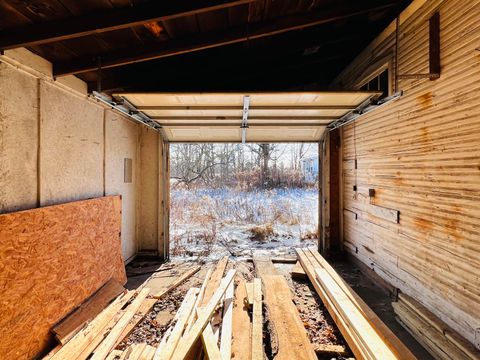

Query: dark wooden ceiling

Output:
[0, 0, 411, 93]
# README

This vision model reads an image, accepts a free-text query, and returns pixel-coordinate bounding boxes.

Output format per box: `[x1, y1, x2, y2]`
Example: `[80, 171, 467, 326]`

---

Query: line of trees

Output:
[170, 143, 317, 189]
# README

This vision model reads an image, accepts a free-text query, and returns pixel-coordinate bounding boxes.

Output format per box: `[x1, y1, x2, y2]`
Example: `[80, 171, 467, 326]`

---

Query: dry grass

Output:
[249, 224, 275, 242]
[301, 229, 318, 241]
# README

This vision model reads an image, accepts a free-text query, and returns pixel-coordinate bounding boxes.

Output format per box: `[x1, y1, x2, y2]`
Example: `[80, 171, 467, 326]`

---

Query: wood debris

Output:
[43, 251, 418, 360]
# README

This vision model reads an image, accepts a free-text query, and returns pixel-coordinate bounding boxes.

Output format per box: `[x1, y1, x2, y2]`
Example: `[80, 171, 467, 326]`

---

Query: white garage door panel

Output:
[115, 91, 379, 142]
[247, 127, 324, 142]
[165, 127, 241, 142]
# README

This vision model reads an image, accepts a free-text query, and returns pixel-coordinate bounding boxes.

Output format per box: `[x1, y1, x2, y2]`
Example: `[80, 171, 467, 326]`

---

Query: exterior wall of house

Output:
[332, 0, 480, 347]
[0, 48, 165, 261]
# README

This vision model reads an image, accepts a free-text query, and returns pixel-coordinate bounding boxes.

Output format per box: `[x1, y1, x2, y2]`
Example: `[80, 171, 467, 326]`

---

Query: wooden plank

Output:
[220, 281, 234, 359]
[0, 196, 126, 360]
[306, 248, 416, 360]
[75, 310, 126, 360]
[200, 257, 229, 306]
[129, 343, 148, 360]
[231, 278, 251, 360]
[197, 257, 229, 358]
[185, 268, 213, 333]
[261, 275, 317, 360]
[296, 249, 366, 359]
[246, 256, 298, 264]
[53, 2, 399, 76]
[153, 266, 201, 299]
[53, 279, 125, 345]
[393, 301, 469, 360]
[251, 278, 263, 360]
[245, 282, 254, 307]
[398, 295, 480, 360]
[49, 291, 134, 360]
[0, 0, 255, 50]
[316, 268, 397, 359]
[252, 255, 277, 277]
[154, 288, 199, 360]
[105, 350, 123, 360]
[290, 261, 307, 280]
[343, 208, 358, 221]
[114, 298, 158, 348]
[90, 288, 151, 360]
[171, 270, 236, 360]
[201, 324, 222, 360]
[141, 345, 157, 360]
[314, 344, 348, 356]
[369, 204, 399, 223]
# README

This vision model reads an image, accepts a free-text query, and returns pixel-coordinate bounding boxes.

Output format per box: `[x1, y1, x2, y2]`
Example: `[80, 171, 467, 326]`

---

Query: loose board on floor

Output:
[0, 196, 126, 359]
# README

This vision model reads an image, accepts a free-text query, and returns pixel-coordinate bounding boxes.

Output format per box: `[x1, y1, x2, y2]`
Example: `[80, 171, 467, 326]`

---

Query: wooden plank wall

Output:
[332, 0, 480, 348]
[0, 196, 127, 359]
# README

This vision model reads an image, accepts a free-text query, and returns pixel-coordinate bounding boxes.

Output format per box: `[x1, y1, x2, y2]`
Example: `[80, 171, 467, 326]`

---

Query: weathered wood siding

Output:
[332, 0, 480, 347]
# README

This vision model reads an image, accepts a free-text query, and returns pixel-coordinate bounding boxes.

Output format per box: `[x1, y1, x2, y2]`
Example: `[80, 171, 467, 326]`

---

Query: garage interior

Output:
[0, 0, 479, 359]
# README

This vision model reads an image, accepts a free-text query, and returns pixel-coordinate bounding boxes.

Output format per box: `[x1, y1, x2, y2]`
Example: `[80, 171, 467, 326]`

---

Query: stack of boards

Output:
[295, 248, 416, 360]
[393, 294, 480, 360]
[42, 258, 264, 360]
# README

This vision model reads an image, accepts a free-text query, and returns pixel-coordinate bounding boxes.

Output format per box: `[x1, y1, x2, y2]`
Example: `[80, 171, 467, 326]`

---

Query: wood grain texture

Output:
[333, 0, 480, 347]
[231, 278, 251, 360]
[53, 278, 125, 344]
[0, 196, 126, 360]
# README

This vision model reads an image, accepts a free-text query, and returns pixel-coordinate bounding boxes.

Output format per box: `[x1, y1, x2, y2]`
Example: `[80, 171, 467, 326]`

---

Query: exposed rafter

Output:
[0, 0, 254, 50]
[54, 1, 399, 76]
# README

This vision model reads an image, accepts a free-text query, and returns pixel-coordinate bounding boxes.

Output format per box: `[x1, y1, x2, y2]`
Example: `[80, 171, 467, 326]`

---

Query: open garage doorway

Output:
[117, 91, 382, 260]
[169, 143, 319, 260]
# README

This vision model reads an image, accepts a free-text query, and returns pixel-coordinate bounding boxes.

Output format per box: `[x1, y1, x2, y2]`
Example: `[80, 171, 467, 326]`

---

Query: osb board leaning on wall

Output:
[0, 196, 127, 359]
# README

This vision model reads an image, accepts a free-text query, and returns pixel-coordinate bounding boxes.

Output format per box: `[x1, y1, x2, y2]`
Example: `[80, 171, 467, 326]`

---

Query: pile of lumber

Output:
[296, 247, 416, 360]
[393, 294, 480, 360]
[42, 258, 264, 360]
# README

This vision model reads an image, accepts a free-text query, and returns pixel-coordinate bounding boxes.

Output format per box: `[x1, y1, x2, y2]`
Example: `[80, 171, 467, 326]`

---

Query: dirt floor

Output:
[123, 251, 432, 359]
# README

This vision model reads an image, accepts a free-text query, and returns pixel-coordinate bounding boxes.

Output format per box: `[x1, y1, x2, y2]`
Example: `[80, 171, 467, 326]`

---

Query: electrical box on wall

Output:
[124, 158, 132, 183]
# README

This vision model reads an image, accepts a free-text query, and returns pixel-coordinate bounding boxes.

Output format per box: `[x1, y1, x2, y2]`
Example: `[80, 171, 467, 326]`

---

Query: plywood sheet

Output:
[0, 196, 126, 359]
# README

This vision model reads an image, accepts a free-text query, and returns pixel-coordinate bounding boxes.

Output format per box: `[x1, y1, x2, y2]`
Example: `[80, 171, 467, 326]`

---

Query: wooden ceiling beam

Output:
[0, 0, 254, 50]
[54, 1, 399, 76]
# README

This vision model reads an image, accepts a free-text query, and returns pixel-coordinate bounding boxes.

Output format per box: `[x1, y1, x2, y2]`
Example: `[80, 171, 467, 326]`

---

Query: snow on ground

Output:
[170, 187, 318, 261]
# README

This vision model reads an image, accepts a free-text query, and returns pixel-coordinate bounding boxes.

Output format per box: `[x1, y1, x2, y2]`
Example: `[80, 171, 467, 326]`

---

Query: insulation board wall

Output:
[0, 49, 164, 258]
